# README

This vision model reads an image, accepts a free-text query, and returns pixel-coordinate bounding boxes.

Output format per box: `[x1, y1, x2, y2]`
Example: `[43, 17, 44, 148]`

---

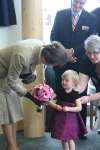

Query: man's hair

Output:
[41, 41, 67, 66]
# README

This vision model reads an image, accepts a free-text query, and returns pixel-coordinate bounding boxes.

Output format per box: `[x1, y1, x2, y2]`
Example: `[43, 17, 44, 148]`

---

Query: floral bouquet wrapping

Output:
[32, 84, 54, 101]
[31, 84, 54, 111]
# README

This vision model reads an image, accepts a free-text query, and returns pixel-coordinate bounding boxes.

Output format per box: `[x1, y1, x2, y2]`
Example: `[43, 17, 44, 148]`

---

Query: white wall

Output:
[85, 0, 100, 12]
[0, 0, 22, 48]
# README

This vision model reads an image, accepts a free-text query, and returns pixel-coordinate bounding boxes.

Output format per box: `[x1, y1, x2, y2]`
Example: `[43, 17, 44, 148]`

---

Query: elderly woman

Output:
[76, 35, 100, 104]
[0, 39, 75, 150]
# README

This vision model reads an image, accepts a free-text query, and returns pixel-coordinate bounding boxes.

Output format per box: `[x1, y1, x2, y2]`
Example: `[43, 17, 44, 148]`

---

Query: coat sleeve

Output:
[7, 52, 27, 96]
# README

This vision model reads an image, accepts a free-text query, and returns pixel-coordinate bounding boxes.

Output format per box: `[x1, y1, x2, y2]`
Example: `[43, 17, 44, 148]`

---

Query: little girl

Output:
[48, 70, 87, 150]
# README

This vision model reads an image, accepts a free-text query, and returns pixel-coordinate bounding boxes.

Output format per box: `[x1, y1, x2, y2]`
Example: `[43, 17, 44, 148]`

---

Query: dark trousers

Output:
[45, 66, 56, 131]
[80, 104, 87, 127]
[45, 66, 56, 91]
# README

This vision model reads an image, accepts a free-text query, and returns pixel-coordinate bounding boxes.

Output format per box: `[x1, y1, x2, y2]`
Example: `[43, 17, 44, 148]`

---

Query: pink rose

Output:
[31, 84, 54, 102]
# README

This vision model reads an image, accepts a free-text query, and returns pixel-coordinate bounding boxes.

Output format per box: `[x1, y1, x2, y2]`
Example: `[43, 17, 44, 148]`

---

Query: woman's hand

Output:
[66, 48, 77, 63]
[76, 96, 90, 104]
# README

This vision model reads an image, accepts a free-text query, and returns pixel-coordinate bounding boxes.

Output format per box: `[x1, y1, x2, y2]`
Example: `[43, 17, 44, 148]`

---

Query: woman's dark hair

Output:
[41, 41, 67, 66]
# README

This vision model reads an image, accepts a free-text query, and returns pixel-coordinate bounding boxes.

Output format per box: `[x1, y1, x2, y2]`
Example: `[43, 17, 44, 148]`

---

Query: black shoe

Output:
[97, 131, 100, 135]
[79, 135, 87, 140]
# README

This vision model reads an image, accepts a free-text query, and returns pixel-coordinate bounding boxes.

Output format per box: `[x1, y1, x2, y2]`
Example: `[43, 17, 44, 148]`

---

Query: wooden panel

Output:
[22, 0, 43, 39]
[22, 65, 45, 138]
[22, 0, 44, 138]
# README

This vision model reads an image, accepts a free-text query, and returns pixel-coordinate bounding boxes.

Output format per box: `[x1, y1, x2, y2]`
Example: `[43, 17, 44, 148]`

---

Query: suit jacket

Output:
[51, 9, 97, 59]
[92, 7, 100, 36]
[0, 39, 43, 96]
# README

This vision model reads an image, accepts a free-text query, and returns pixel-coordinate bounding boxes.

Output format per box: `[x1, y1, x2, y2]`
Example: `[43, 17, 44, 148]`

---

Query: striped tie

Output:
[72, 13, 79, 31]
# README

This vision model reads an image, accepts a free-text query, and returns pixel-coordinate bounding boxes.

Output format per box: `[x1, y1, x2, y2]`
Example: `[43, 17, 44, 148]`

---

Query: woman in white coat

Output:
[0, 39, 74, 150]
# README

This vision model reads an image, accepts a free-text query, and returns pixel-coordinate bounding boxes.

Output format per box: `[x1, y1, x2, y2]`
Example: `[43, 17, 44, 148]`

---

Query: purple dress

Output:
[50, 89, 87, 141]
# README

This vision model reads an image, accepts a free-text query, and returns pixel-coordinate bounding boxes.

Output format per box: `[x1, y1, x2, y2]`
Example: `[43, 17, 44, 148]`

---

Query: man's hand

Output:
[66, 48, 77, 63]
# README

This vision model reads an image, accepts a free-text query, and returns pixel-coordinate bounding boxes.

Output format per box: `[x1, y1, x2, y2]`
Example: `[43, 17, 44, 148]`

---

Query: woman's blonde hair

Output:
[61, 70, 79, 87]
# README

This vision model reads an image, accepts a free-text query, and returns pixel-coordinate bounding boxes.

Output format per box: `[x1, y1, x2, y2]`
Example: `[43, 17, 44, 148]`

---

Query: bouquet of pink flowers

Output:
[31, 84, 54, 102]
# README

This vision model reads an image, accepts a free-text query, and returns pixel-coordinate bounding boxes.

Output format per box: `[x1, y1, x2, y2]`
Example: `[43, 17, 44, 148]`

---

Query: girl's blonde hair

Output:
[61, 70, 79, 87]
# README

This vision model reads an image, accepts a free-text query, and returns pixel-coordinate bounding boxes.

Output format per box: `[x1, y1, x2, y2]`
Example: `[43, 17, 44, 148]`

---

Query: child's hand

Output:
[56, 105, 62, 111]
[48, 101, 62, 111]
[62, 106, 69, 112]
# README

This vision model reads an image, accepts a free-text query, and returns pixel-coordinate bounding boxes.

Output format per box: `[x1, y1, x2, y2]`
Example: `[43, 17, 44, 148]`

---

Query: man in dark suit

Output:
[51, 0, 97, 61]
[92, 3, 100, 36]
[45, 0, 97, 139]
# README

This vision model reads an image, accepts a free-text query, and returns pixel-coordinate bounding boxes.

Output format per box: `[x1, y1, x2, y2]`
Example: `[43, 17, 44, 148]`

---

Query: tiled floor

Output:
[0, 116, 100, 150]
[0, 130, 100, 150]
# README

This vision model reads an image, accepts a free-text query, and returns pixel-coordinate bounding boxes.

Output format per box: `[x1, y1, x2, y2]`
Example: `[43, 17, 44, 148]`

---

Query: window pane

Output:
[43, 0, 71, 43]
[84, 0, 100, 11]
[43, 0, 100, 43]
